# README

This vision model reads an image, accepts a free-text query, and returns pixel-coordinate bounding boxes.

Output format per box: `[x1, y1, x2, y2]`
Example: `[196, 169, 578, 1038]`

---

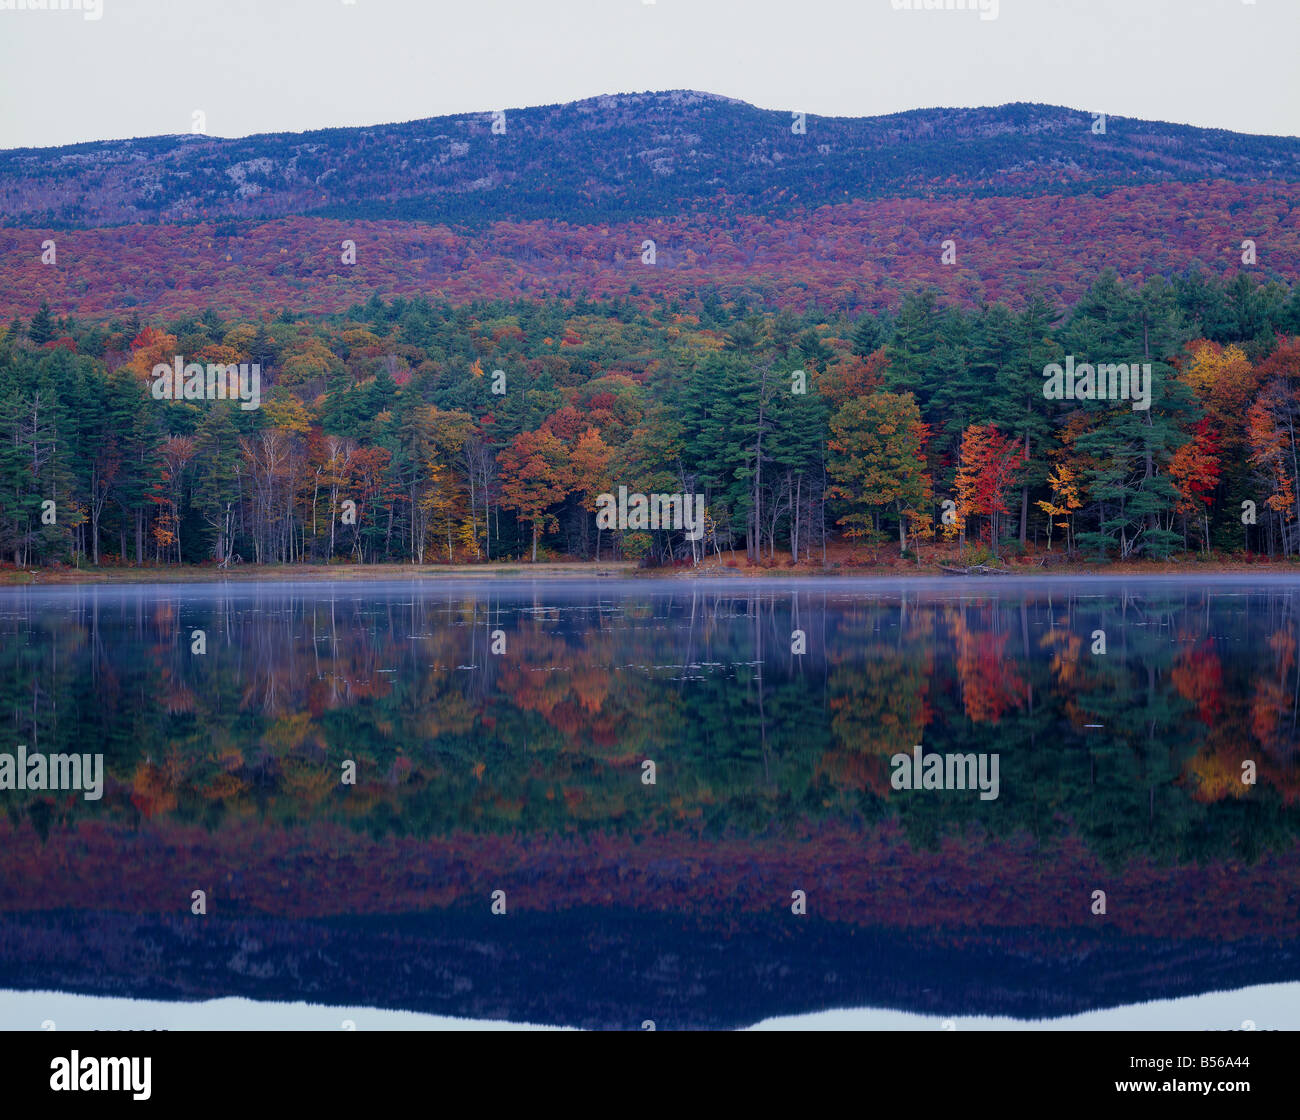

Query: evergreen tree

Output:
[28, 302, 56, 347]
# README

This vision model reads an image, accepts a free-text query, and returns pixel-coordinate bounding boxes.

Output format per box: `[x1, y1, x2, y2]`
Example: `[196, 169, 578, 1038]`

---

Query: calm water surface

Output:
[1, 577, 1297, 1030]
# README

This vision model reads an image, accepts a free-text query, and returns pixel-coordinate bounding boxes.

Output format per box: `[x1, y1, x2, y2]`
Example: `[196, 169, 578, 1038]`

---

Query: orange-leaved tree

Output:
[570, 427, 614, 559]
[1167, 418, 1221, 553]
[955, 423, 1026, 557]
[828, 391, 931, 554]
[498, 427, 573, 561]
[1036, 460, 1083, 554]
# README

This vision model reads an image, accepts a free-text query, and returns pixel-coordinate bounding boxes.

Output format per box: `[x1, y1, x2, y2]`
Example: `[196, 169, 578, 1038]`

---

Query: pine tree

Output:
[28, 302, 56, 347]
[851, 312, 886, 358]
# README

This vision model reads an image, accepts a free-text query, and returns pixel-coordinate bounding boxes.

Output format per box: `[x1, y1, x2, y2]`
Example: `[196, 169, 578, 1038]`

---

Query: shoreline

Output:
[1, 558, 1297, 585]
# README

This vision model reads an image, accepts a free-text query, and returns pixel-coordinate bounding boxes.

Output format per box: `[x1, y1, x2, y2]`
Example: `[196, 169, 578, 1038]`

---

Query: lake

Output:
[1, 577, 1297, 1030]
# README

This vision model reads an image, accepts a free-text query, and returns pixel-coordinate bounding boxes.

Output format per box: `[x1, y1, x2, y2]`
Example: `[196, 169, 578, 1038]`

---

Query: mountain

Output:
[3, 91, 1300, 229]
[3, 92, 1299, 321]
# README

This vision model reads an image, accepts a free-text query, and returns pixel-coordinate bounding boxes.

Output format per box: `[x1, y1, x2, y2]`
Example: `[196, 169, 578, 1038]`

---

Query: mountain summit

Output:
[3, 94, 1299, 229]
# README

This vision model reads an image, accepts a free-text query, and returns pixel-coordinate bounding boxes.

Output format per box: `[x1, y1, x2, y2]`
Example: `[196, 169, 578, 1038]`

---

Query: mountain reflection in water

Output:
[1, 578, 1297, 1030]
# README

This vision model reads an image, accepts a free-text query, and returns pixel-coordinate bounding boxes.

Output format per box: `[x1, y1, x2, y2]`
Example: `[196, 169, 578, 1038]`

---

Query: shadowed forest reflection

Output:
[1, 578, 1298, 1028]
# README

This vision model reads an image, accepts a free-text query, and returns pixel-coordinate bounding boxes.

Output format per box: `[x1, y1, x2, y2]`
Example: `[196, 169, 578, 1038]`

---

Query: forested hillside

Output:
[3, 92, 1299, 569]
[4, 269, 1300, 568]
[4, 181, 1300, 322]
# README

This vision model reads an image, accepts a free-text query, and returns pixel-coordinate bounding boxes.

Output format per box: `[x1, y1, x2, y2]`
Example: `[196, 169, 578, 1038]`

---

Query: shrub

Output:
[620, 532, 652, 561]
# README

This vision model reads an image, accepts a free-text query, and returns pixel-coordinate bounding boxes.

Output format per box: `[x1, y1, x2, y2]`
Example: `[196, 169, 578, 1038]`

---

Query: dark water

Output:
[1, 577, 1298, 1030]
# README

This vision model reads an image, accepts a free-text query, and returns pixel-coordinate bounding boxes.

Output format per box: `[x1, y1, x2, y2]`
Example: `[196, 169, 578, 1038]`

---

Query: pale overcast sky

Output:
[0, 0, 1296, 149]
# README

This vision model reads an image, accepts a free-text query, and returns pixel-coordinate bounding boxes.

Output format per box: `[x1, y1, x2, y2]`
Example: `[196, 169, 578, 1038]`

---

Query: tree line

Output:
[2, 267, 1300, 568]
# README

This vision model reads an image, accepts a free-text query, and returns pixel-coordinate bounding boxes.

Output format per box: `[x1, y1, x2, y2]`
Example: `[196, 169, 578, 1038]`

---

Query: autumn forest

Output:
[4, 49, 1300, 1039]
[3, 264, 1300, 570]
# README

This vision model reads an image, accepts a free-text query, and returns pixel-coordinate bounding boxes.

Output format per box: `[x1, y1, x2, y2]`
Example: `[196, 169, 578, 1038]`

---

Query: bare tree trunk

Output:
[749, 365, 771, 564]
[791, 472, 801, 563]
[1020, 431, 1030, 545]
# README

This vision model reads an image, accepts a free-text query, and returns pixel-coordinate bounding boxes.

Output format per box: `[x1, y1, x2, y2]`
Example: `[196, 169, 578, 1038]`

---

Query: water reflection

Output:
[1, 578, 1297, 1029]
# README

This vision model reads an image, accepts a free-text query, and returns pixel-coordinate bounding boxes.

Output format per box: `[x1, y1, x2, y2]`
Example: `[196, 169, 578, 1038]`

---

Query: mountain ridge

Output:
[5, 90, 1295, 151]
[4, 92, 1299, 229]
